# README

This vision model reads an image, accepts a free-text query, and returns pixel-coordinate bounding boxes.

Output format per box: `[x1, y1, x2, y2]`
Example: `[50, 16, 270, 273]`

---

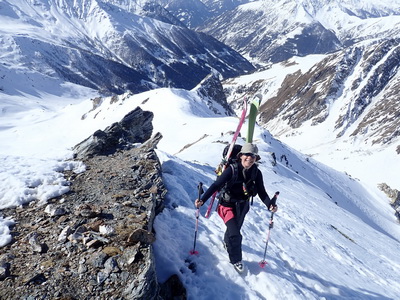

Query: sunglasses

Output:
[242, 153, 256, 158]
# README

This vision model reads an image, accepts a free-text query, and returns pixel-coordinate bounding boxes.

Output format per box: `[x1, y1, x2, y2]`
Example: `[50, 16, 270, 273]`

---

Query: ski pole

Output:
[190, 182, 204, 255]
[259, 211, 274, 268]
[259, 191, 279, 268]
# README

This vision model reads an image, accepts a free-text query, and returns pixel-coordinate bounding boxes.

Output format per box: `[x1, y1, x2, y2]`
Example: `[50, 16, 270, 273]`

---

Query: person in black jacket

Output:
[194, 143, 278, 273]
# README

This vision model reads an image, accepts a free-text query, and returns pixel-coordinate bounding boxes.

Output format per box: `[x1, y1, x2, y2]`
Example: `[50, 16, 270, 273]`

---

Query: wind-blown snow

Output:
[1, 86, 399, 299]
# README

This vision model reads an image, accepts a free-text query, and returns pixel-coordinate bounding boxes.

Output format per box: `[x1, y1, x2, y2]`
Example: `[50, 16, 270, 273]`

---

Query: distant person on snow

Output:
[194, 143, 278, 273]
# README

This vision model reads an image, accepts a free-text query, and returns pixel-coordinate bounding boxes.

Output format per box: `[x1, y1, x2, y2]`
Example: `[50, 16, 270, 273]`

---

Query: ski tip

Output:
[259, 261, 268, 268]
[189, 250, 199, 255]
[255, 93, 263, 101]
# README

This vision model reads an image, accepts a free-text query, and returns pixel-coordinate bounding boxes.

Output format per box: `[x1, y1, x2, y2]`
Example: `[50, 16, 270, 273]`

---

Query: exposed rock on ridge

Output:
[194, 73, 234, 115]
[379, 183, 400, 222]
[0, 107, 185, 299]
[73, 106, 154, 159]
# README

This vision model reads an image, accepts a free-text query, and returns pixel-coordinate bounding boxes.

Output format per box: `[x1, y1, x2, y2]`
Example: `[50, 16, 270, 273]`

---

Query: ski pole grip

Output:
[198, 182, 204, 200]
[269, 191, 279, 207]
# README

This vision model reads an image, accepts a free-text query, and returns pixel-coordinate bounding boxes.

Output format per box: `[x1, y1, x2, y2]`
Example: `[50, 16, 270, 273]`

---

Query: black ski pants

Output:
[223, 200, 250, 264]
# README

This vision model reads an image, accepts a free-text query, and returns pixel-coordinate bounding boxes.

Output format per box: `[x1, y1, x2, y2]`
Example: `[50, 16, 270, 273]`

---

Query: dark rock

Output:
[159, 274, 187, 300]
[378, 183, 400, 222]
[194, 73, 234, 115]
[73, 107, 154, 159]
[0, 255, 11, 280]
[127, 228, 156, 245]
[24, 273, 47, 285]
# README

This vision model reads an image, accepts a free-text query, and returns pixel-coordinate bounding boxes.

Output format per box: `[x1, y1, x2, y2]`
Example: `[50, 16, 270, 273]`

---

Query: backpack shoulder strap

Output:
[226, 162, 238, 188]
[220, 162, 238, 192]
[250, 165, 258, 181]
[245, 165, 259, 205]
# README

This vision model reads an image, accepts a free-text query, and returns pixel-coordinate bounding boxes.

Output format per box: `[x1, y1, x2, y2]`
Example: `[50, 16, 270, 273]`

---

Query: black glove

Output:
[270, 191, 279, 205]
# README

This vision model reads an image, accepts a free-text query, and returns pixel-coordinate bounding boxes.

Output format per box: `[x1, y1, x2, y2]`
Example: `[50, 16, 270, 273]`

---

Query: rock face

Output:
[0, 107, 185, 299]
[379, 183, 400, 222]
[194, 73, 234, 116]
[73, 106, 154, 159]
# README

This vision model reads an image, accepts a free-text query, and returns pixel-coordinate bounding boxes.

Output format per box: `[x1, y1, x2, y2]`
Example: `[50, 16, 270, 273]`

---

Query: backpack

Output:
[216, 144, 258, 203]
[214, 144, 243, 176]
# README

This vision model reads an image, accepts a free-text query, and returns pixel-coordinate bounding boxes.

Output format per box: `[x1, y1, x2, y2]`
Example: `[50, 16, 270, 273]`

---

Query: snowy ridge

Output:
[1, 85, 400, 298]
[129, 90, 400, 299]
[81, 89, 399, 299]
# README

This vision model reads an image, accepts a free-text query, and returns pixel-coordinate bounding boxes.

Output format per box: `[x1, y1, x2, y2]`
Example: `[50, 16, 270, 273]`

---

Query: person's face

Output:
[240, 153, 256, 169]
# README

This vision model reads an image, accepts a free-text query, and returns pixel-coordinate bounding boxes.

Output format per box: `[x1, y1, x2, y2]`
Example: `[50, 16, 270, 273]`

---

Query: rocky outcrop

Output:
[194, 73, 234, 116]
[378, 183, 400, 222]
[0, 107, 186, 299]
[73, 106, 154, 159]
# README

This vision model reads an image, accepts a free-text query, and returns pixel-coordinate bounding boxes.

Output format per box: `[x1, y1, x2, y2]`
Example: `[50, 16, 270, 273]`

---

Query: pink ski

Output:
[205, 98, 248, 218]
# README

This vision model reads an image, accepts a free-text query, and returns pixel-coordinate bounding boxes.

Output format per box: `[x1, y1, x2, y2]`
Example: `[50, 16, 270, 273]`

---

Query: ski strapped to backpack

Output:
[246, 93, 262, 143]
[204, 99, 248, 218]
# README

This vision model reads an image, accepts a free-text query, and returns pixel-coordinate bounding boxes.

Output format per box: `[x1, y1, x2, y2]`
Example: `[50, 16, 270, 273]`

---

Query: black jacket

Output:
[201, 163, 274, 208]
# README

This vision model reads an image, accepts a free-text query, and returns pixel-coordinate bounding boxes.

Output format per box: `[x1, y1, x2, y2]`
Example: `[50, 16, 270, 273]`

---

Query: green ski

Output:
[246, 94, 262, 143]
